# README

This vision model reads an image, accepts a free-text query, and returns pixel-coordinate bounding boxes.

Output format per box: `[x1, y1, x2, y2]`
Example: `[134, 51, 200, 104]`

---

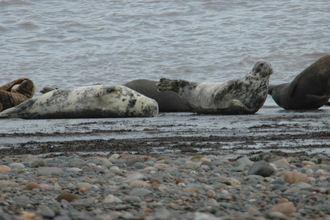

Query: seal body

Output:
[0, 78, 35, 111]
[0, 85, 158, 119]
[268, 55, 330, 110]
[124, 79, 192, 112]
[156, 61, 273, 114]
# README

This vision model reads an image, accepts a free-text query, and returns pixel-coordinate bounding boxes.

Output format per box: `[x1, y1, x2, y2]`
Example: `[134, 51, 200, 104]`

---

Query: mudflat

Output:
[0, 106, 329, 158]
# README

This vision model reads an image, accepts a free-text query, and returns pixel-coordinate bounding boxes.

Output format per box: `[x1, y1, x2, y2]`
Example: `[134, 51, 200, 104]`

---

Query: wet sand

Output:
[0, 106, 329, 158]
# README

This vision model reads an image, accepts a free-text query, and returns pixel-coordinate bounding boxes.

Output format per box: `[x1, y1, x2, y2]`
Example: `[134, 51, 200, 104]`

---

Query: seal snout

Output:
[254, 60, 273, 77]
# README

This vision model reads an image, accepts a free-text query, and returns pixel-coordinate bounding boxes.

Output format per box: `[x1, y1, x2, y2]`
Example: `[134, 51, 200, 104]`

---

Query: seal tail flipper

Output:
[305, 94, 329, 105]
[0, 99, 35, 119]
[0, 107, 16, 118]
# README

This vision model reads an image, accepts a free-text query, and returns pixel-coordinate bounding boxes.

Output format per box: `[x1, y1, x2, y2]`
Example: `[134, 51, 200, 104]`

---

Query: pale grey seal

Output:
[268, 55, 330, 110]
[0, 85, 158, 119]
[156, 61, 273, 114]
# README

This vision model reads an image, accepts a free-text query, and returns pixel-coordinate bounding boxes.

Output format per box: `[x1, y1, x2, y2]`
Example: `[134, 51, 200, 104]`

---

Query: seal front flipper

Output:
[93, 86, 118, 97]
[230, 99, 255, 114]
[213, 80, 238, 100]
[287, 75, 301, 97]
[305, 94, 329, 105]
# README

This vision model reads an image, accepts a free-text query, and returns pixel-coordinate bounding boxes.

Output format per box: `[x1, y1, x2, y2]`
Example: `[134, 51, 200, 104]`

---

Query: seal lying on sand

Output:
[268, 55, 330, 110]
[156, 61, 273, 114]
[0, 78, 35, 112]
[40, 80, 193, 112]
[0, 85, 158, 119]
[124, 79, 193, 112]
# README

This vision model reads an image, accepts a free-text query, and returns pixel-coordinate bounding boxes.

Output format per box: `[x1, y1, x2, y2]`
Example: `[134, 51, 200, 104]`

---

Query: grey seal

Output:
[0, 85, 158, 119]
[268, 55, 330, 110]
[156, 60, 273, 114]
[124, 79, 192, 112]
[0, 78, 35, 112]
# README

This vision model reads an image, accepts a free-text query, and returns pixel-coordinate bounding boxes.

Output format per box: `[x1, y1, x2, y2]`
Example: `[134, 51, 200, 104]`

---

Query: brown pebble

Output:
[270, 201, 295, 214]
[79, 187, 89, 193]
[273, 158, 290, 165]
[207, 190, 216, 198]
[282, 171, 309, 184]
[11, 158, 21, 162]
[0, 165, 10, 174]
[24, 182, 42, 190]
[56, 193, 79, 202]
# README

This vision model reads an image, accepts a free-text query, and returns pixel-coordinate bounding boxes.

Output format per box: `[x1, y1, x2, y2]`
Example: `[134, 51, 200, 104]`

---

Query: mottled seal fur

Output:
[156, 61, 273, 114]
[124, 79, 193, 112]
[268, 55, 330, 110]
[0, 85, 158, 119]
[0, 78, 35, 112]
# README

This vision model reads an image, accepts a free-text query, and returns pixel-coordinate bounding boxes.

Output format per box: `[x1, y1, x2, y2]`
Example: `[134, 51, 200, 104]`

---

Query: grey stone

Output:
[126, 157, 144, 167]
[129, 188, 152, 197]
[269, 184, 288, 192]
[37, 167, 64, 176]
[38, 205, 55, 218]
[248, 160, 275, 177]
[9, 163, 25, 170]
[134, 162, 148, 169]
[236, 157, 254, 167]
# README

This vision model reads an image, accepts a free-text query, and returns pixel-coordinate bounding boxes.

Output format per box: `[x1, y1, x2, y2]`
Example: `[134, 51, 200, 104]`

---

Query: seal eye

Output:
[259, 63, 264, 67]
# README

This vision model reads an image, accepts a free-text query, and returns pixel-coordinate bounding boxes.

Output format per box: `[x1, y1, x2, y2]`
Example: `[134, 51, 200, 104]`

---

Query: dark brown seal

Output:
[0, 78, 36, 112]
[124, 79, 193, 112]
[268, 55, 330, 110]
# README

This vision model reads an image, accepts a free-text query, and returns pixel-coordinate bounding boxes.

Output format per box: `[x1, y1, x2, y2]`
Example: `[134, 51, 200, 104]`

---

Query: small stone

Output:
[207, 190, 216, 198]
[37, 167, 64, 176]
[248, 161, 275, 177]
[130, 180, 151, 188]
[302, 161, 315, 166]
[270, 201, 295, 214]
[24, 182, 42, 190]
[31, 159, 46, 167]
[129, 188, 152, 197]
[0, 165, 10, 174]
[227, 177, 241, 186]
[123, 196, 141, 204]
[38, 205, 55, 218]
[9, 162, 25, 170]
[103, 194, 122, 203]
[0, 180, 19, 189]
[133, 162, 148, 169]
[126, 172, 145, 181]
[282, 171, 309, 184]
[236, 156, 254, 167]
[185, 161, 200, 170]
[79, 187, 89, 193]
[268, 211, 286, 219]
[273, 158, 290, 165]
[56, 193, 78, 202]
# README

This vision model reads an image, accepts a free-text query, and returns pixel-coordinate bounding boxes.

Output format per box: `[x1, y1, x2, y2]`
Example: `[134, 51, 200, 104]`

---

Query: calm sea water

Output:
[1, 0, 330, 105]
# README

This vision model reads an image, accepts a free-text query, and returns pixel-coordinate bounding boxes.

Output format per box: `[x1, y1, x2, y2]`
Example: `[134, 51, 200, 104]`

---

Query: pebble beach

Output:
[1, 150, 330, 220]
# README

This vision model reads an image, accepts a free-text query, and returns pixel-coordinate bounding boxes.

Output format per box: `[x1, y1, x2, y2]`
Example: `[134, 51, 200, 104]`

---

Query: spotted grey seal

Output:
[0, 77, 35, 112]
[124, 79, 193, 112]
[156, 61, 273, 114]
[268, 55, 330, 110]
[0, 85, 158, 119]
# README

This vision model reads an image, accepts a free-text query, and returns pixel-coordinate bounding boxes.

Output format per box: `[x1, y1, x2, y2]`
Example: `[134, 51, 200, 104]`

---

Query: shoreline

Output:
[0, 106, 329, 158]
